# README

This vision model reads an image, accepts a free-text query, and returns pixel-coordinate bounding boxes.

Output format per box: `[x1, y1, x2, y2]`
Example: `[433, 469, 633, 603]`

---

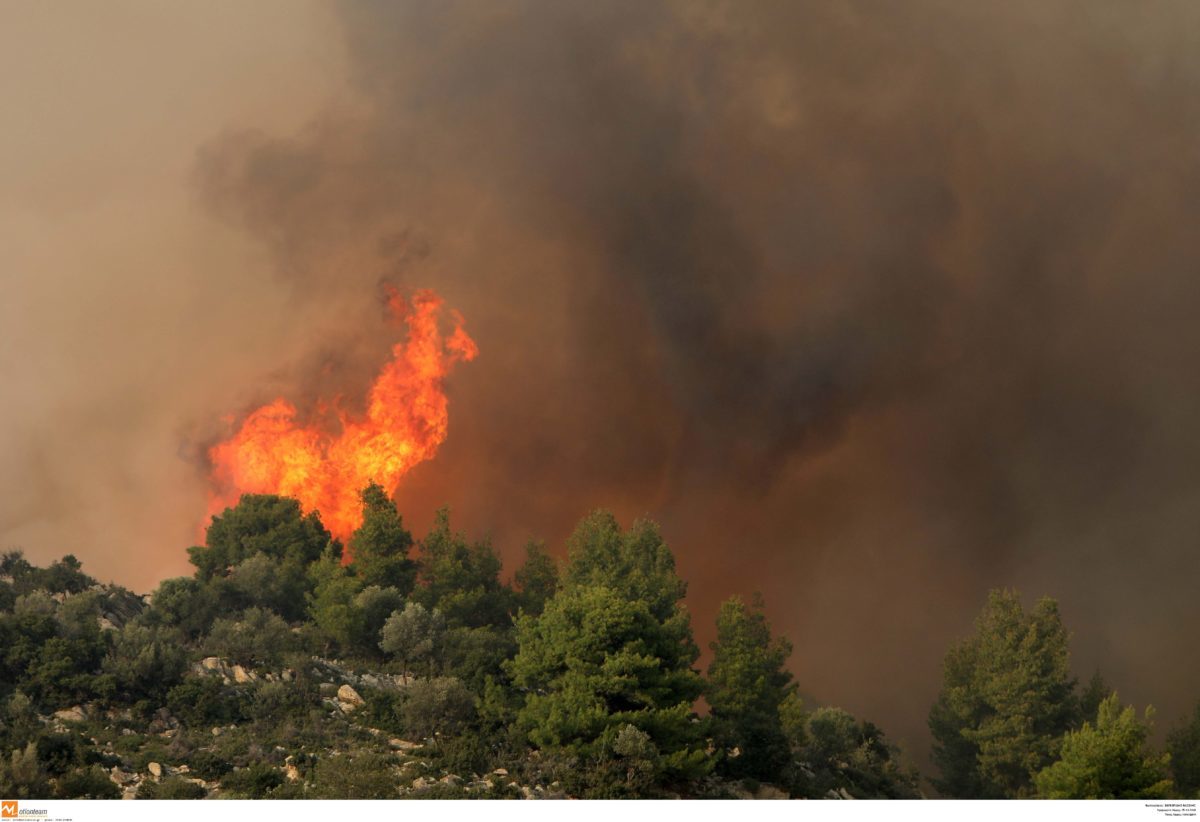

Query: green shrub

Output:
[220, 762, 285, 798]
[137, 776, 207, 799]
[187, 750, 232, 781]
[55, 765, 120, 799]
[166, 676, 239, 728]
[309, 752, 398, 799]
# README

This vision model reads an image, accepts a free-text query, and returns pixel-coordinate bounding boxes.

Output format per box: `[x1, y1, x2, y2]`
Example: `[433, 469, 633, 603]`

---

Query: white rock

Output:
[147, 762, 163, 779]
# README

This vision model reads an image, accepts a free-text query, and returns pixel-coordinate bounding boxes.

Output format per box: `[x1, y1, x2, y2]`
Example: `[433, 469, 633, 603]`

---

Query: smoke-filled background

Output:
[3, 0, 1200, 766]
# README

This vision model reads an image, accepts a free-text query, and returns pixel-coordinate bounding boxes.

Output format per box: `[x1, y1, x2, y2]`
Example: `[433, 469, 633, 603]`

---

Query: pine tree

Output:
[513, 540, 558, 616]
[348, 483, 416, 595]
[706, 594, 795, 782]
[1168, 700, 1200, 797]
[413, 508, 512, 628]
[306, 549, 365, 654]
[189, 494, 334, 579]
[929, 589, 1077, 797]
[508, 511, 710, 795]
[1034, 693, 1172, 798]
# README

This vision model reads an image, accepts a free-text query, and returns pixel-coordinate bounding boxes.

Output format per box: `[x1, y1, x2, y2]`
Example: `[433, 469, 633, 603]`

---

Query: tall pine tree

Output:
[929, 589, 1077, 797]
[348, 483, 416, 595]
[706, 594, 795, 783]
[508, 511, 709, 795]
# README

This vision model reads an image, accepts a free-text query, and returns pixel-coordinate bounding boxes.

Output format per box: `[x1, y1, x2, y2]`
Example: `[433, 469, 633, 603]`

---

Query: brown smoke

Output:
[5, 0, 1200, 767]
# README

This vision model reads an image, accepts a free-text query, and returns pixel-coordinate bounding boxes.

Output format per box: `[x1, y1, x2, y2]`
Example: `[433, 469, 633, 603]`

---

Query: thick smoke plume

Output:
[4, 1, 1200, 763]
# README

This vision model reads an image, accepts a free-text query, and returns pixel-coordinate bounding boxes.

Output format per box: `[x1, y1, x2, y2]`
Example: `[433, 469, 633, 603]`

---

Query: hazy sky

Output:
[3, 1, 1199, 767]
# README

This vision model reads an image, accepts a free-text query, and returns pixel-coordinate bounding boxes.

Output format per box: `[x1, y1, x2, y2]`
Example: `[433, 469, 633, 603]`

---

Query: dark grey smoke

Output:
[195, 0, 1200, 765]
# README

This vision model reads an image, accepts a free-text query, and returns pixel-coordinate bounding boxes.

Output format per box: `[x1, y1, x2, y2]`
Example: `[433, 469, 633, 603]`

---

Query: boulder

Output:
[147, 762, 163, 779]
[200, 657, 223, 672]
[337, 684, 364, 707]
[53, 706, 86, 723]
[231, 665, 254, 684]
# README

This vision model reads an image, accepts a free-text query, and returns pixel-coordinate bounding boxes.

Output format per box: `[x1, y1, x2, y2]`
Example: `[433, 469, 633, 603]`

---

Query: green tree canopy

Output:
[203, 607, 296, 668]
[508, 512, 709, 794]
[413, 508, 511, 628]
[1078, 671, 1115, 727]
[348, 483, 416, 594]
[380, 601, 446, 678]
[227, 552, 310, 622]
[706, 593, 795, 782]
[929, 589, 1077, 797]
[1034, 693, 1172, 799]
[306, 548, 365, 654]
[563, 511, 686, 622]
[102, 624, 188, 703]
[513, 540, 558, 617]
[1168, 699, 1200, 798]
[798, 707, 921, 798]
[189, 494, 334, 580]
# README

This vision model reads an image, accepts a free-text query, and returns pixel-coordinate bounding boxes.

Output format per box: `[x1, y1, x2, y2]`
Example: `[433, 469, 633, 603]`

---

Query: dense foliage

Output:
[0, 490, 1188, 799]
[1033, 694, 1172, 798]
[928, 590, 1078, 797]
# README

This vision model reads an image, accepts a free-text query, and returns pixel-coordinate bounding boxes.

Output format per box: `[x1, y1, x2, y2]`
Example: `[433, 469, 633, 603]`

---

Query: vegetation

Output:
[1168, 701, 1200, 798]
[928, 590, 1077, 797]
[1034, 693, 1172, 798]
[0, 490, 1187, 799]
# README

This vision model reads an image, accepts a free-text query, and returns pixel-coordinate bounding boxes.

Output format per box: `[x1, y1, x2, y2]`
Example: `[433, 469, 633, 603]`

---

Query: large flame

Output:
[206, 288, 477, 543]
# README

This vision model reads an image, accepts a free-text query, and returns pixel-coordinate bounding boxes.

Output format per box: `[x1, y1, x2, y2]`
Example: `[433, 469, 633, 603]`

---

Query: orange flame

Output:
[206, 288, 477, 544]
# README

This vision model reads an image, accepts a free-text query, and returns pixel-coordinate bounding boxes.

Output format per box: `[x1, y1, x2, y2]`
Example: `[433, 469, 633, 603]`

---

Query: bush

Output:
[361, 689, 407, 735]
[36, 733, 81, 776]
[56, 765, 120, 799]
[220, 763, 285, 798]
[204, 608, 297, 668]
[247, 681, 318, 724]
[401, 677, 476, 740]
[166, 676, 240, 728]
[137, 776, 207, 799]
[187, 750, 232, 781]
[309, 752, 398, 799]
[0, 742, 51, 799]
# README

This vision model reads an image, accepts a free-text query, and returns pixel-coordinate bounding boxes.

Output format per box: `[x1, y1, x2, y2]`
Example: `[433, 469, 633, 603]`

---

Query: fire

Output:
[206, 288, 477, 544]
